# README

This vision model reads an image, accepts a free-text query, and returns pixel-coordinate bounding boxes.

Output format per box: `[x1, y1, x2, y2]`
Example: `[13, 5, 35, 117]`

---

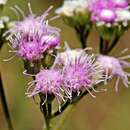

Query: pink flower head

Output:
[89, 0, 130, 26]
[89, 0, 117, 23]
[6, 4, 60, 61]
[111, 0, 129, 8]
[62, 50, 103, 98]
[97, 54, 130, 92]
[53, 46, 87, 68]
[99, 9, 116, 22]
[26, 69, 64, 105]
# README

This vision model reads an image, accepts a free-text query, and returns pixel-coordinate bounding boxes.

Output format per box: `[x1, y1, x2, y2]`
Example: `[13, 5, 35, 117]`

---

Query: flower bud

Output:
[0, 16, 10, 50]
[0, 0, 7, 13]
[6, 5, 60, 61]
[53, 45, 104, 98]
[97, 54, 130, 92]
[112, 0, 128, 8]
[56, 0, 91, 27]
[26, 69, 64, 106]
[89, 0, 130, 41]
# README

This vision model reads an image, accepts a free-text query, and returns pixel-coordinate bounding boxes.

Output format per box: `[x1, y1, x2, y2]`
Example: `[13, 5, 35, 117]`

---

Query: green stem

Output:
[80, 29, 90, 49]
[42, 103, 52, 130]
[40, 96, 52, 130]
[50, 83, 103, 129]
[75, 26, 90, 49]
[40, 103, 50, 130]
[51, 100, 70, 118]
[0, 73, 14, 130]
[47, 103, 52, 117]
[99, 36, 110, 54]
[103, 40, 109, 54]
[42, 116, 50, 130]
[106, 35, 120, 54]
[99, 36, 104, 54]
[99, 30, 120, 55]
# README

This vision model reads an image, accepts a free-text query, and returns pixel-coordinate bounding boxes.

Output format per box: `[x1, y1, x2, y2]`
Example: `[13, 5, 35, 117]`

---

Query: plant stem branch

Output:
[51, 100, 70, 118]
[40, 102, 50, 130]
[106, 35, 120, 54]
[47, 103, 52, 118]
[39, 94, 51, 130]
[99, 37, 110, 54]
[75, 26, 90, 49]
[42, 117, 50, 130]
[0, 73, 14, 130]
[52, 84, 102, 130]
[99, 37, 104, 54]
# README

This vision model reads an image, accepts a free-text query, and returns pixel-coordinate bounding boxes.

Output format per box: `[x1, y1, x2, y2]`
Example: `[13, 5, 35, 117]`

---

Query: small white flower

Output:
[97, 54, 130, 92]
[0, 0, 7, 5]
[56, 0, 89, 17]
[116, 9, 130, 22]
[0, 16, 9, 29]
[54, 44, 86, 67]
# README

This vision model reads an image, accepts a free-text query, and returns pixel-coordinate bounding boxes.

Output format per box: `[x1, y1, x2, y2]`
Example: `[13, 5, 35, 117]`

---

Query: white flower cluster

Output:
[56, 0, 89, 17]
[0, 0, 7, 5]
[0, 16, 9, 29]
[116, 8, 130, 26]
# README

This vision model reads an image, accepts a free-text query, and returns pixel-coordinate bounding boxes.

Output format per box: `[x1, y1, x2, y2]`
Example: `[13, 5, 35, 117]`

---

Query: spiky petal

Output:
[6, 5, 60, 61]
[26, 69, 64, 105]
[89, 0, 130, 26]
[97, 55, 130, 92]
[61, 49, 104, 98]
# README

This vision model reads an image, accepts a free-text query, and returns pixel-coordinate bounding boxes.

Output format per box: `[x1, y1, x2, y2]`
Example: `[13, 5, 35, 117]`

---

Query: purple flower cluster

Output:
[89, 0, 130, 26]
[26, 69, 64, 104]
[6, 5, 60, 61]
[62, 51, 103, 98]
[97, 54, 130, 91]
[114, 0, 129, 8]
[26, 47, 104, 103]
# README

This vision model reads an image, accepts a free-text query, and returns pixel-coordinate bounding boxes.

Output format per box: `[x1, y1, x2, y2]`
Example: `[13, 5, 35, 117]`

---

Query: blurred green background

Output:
[0, 0, 130, 130]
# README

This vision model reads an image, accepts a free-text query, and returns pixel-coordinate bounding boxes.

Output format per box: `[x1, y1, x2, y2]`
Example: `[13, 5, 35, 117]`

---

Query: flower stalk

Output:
[53, 103, 76, 130]
[106, 35, 120, 54]
[75, 25, 90, 49]
[0, 74, 14, 130]
[99, 33, 120, 54]
[50, 83, 103, 130]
